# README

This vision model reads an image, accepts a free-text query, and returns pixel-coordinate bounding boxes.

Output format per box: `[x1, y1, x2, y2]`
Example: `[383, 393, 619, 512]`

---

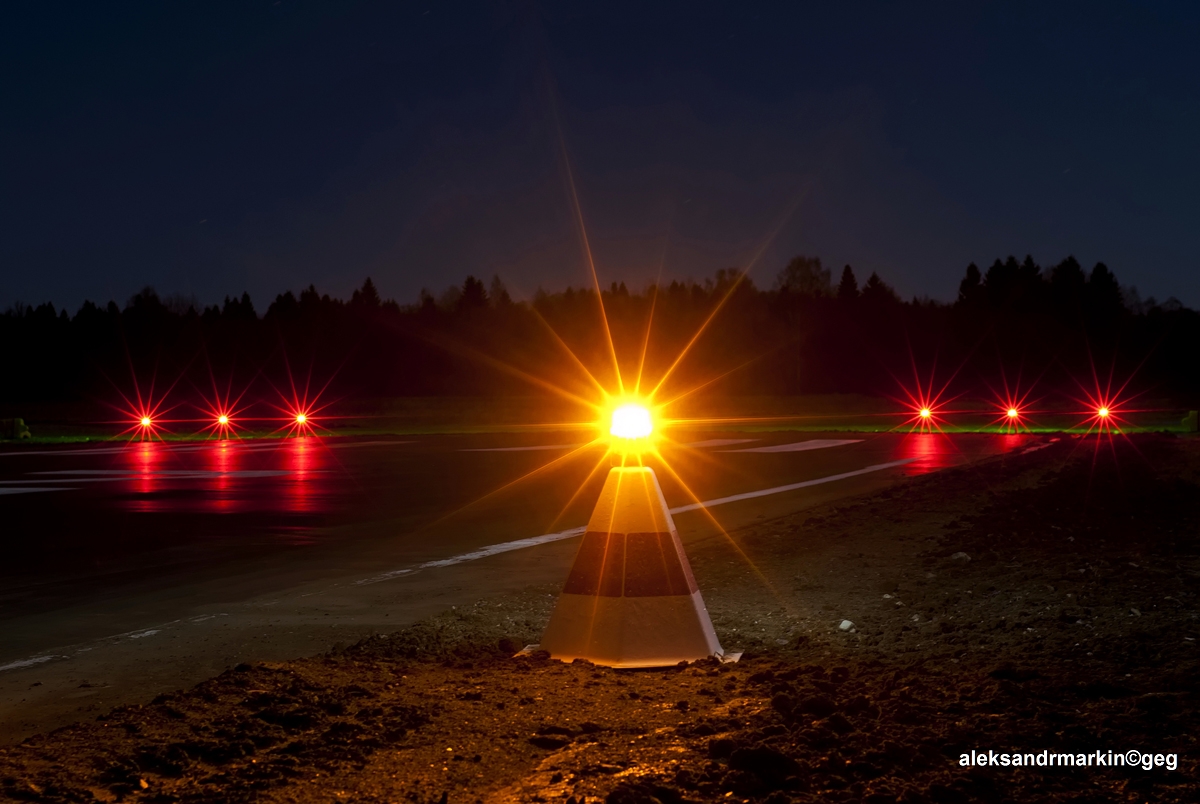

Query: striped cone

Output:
[539, 466, 724, 667]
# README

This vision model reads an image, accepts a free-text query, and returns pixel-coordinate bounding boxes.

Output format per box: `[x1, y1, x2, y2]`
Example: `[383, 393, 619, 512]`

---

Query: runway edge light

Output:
[534, 465, 737, 667]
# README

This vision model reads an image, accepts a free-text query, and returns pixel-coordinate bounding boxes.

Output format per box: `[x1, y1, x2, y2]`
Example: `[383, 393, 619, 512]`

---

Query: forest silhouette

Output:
[1, 256, 1197, 415]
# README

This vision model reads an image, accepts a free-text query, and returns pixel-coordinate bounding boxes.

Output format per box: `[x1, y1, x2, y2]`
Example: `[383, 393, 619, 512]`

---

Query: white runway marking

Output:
[0, 617, 200, 674]
[723, 438, 862, 453]
[461, 444, 586, 452]
[0, 443, 239, 457]
[0, 446, 135, 457]
[0, 439, 411, 458]
[355, 526, 589, 585]
[677, 438, 758, 448]
[356, 458, 916, 586]
[0, 471, 298, 487]
[0, 655, 62, 672]
[0, 477, 123, 484]
[326, 440, 414, 449]
[32, 469, 297, 478]
[2, 476, 197, 484]
[110, 621, 181, 640]
[670, 458, 913, 512]
[0, 457, 920, 674]
[0, 458, 921, 676]
[0, 487, 72, 495]
[162, 442, 288, 453]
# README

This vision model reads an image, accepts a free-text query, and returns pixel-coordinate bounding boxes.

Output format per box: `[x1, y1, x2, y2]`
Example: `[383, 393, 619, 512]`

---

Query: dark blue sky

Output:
[3, 1, 1198, 311]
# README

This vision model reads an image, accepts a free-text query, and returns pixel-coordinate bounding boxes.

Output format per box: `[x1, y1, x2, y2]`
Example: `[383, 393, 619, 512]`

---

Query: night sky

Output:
[3, 1, 1199, 311]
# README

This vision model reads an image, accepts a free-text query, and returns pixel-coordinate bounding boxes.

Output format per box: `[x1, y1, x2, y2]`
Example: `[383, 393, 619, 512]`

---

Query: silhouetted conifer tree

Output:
[837, 265, 859, 300]
[3, 255, 1198, 408]
[861, 272, 900, 304]
[957, 263, 982, 305]
[1049, 256, 1086, 319]
[351, 277, 382, 307]
[458, 276, 488, 310]
[489, 275, 512, 306]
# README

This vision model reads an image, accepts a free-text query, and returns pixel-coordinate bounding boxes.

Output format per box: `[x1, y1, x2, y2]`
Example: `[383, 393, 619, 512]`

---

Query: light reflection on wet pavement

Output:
[18, 438, 336, 515]
[0, 431, 1039, 589]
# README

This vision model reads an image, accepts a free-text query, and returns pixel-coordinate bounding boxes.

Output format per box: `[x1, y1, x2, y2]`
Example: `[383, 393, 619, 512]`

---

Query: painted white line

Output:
[355, 526, 589, 585]
[677, 438, 758, 448]
[357, 458, 916, 586]
[31, 469, 297, 478]
[0, 476, 290, 485]
[0, 616, 221, 675]
[0, 444, 235, 457]
[0, 478, 123, 484]
[126, 629, 160, 639]
[171, 440, 412, 452]
[0, 471, 296, 487]
[0, 446, 141, 457]
[0, 476, 241, 485]
[461, 444, 587, 453]
[109, 620, 182, 640]
[0, 439, 411, 458]
[0, 487, 73, 495]
[159, 443, 281, 454]
[0, 655, 62, 672]
[326, 440, 414, 449]
[0, 460, 918, 673]
[722, 438, 862, 454]
[670, 458, 913, 513]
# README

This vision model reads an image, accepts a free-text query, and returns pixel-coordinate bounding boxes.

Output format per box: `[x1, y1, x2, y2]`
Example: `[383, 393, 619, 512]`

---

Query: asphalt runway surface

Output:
[0, 429, 1041, 740]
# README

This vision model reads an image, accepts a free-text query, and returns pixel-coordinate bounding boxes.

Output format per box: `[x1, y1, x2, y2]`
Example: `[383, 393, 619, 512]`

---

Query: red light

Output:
[217, 414, 229, 425]
[896, 381, 950, 434]
[140, 416, 152, 427]
[271, 378, 328, 438]
[1007, 408, 1019, 419]
[1071, 390, 1123, 434]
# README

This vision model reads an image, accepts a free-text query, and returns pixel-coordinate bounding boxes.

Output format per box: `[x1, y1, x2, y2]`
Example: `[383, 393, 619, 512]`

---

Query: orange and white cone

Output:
[539, 466, 724, 667]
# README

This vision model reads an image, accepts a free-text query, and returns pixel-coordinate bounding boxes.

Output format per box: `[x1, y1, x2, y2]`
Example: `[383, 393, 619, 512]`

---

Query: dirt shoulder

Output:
[2, 435, 1198, 803]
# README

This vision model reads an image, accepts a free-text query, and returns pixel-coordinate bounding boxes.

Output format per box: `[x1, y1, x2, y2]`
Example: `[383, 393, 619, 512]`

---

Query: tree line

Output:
[1, 255, 1197, 415]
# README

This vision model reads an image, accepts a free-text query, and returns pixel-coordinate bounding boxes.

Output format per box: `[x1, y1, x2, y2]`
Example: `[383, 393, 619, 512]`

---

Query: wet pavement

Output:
[0, 430, 1040, 606]
[0, 432, 1032, 588]
[0, 429, 1044, 740]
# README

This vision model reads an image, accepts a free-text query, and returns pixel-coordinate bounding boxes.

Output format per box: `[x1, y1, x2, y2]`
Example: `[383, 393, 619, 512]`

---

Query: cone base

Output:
[540, 590, 723, 668]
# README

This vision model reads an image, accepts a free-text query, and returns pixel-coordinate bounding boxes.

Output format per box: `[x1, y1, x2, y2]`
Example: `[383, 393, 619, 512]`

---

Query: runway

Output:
[0, 429, 1039, 740]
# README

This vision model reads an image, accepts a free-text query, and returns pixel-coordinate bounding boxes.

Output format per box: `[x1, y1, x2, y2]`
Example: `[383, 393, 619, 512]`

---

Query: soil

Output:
[1, 434, 1197, 803]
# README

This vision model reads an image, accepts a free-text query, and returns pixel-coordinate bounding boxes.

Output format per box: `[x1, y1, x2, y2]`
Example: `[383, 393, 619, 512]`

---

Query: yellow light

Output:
[218, 414, 229, 425]
[919, 408, 932, 419]
[610, 403, 653, 440]
[140, 416, 152, 427]
[1097, 407, 1109, 418]
[296, 413, 307, 424]
[1007, 408, 1019, 419]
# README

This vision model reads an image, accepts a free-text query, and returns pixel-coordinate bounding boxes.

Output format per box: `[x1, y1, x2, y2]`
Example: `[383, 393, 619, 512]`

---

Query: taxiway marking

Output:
[677, 438, 758, 448]
[0, 459, 919, 675]
[461, 444, 586, 453]
[0, 487, 74, 495]
[355, 458, 916, 586]
[722, 438, 862, 453]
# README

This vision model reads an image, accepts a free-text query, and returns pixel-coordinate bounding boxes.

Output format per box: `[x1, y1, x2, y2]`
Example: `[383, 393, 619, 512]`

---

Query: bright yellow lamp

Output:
[610, 403, 653, 440]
